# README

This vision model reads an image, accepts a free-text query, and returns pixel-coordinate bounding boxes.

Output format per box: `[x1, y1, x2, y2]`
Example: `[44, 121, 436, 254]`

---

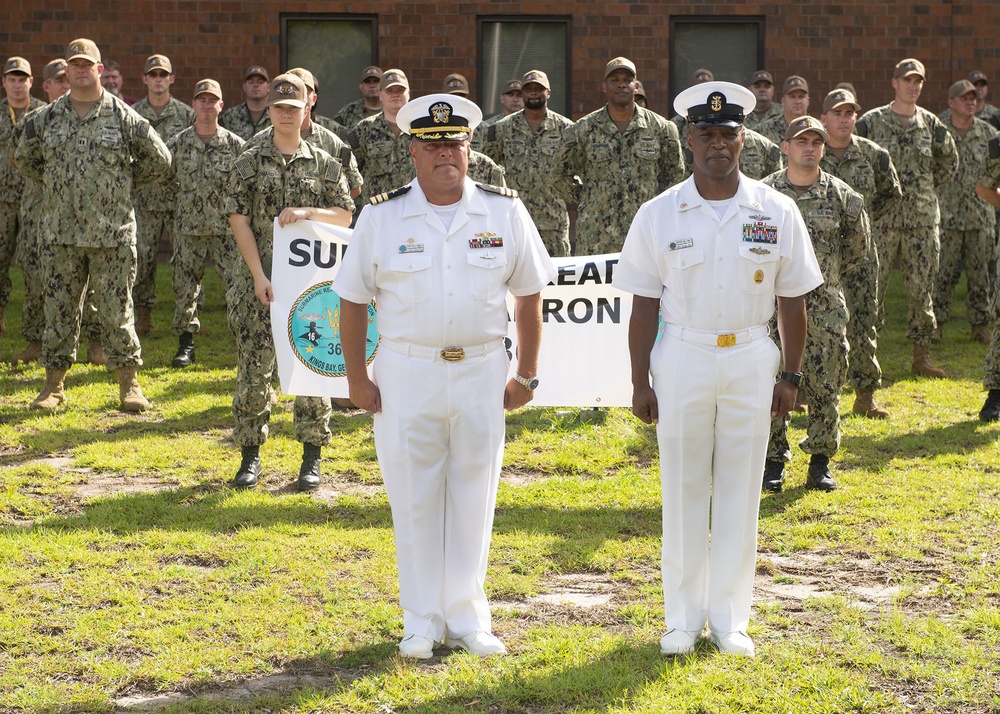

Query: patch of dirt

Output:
[114, 672, 333, 711]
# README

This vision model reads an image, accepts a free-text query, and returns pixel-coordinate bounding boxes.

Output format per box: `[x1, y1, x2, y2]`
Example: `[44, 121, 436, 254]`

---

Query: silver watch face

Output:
[526, 377, 539, 390]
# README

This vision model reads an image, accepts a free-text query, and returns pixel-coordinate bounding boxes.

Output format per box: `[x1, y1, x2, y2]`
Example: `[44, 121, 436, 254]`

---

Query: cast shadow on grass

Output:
[838, 417, 1000, 466]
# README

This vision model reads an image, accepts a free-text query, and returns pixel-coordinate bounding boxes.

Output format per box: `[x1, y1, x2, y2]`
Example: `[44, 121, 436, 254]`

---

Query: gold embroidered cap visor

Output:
[397, 93, 483, 142]
[674, 81, 756, 128]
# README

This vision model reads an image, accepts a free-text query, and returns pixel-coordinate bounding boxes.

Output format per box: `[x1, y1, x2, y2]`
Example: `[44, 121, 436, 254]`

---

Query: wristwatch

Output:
[514, 373, 539, 391]
[779, 371, 802, 387]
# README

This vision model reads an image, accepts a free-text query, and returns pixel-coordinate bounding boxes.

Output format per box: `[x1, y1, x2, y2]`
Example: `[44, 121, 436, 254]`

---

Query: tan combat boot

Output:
[12, 340, 42, 366]
[86, 339, 107, 366]
[911, 345, 946, 378]
[971, 325, 991, 345]
[116, 366, 150, 412]
[852, 389, 889, 419]
[135, 307, 153, 336]
[30, 368, 68, 410]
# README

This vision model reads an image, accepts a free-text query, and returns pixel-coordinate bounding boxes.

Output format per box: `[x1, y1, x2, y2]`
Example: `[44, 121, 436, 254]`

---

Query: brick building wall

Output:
[2, 0, 998, 118]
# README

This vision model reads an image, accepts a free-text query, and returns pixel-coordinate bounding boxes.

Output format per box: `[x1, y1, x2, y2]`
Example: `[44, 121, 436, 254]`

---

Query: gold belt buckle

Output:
[717, 334, 736, 347]
[440, 347, 465, 362]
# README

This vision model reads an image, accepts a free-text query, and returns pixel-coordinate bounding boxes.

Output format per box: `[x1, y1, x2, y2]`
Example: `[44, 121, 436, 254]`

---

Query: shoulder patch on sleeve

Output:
[855, 119, 869, 138]
[339, 146, 352, 165]
[325, 158, 342, 183]
[989, 136, 1000, 159]
[24, 117, 36, 140]
[369, 185, 412, 205]
[487, 124, 497, 143]
[846, 191, 864, 220]
[476, 183, 518, 199]
[934, 124, 948, 143]
[235, 153, 257, 180]
[878, 150, 891, 171]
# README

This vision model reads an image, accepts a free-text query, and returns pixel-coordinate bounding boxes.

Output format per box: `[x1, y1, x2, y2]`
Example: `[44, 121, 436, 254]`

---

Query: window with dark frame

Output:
[669, 17, 764, 111]
[478, 17, 571, 119]
[280, 14, 378, 121]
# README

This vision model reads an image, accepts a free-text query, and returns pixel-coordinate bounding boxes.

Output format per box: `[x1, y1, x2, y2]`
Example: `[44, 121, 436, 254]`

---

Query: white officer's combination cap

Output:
[673, 81, 756, 128]
[396, 93, 483, 142]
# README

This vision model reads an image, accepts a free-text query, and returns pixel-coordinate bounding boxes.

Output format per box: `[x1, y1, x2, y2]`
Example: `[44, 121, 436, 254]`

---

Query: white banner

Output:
[271, 219, 637, 407]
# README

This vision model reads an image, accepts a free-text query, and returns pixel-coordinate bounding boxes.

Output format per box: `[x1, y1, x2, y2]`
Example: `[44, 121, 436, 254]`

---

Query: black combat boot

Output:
[171, 332, 196, 368]
[980, 390, 1000, 422]
[298, 443, 322, 491]
[762, 459, 785, 492]
[806, 454, 837, 491]
[233, 446, 262, 489]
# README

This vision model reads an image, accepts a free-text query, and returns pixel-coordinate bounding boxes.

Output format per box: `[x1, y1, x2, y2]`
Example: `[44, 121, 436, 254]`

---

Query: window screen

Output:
[479, 18, 570, 119]
[669, 18, 763, 109]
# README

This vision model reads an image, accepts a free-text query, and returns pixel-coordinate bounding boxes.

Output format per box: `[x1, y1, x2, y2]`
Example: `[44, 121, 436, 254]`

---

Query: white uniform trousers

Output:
[373, 340, 508, 641]
[651, 329, 780, 635]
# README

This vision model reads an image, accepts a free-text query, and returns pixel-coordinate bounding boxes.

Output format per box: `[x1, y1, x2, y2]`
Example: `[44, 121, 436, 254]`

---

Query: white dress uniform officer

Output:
[614, 82, 823, 657]
[334, 94, 556, 659]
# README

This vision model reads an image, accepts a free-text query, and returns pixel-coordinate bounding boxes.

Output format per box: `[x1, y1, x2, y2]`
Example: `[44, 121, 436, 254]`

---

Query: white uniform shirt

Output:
[614, 173, 823, 331]
[334, 176, 556, 347]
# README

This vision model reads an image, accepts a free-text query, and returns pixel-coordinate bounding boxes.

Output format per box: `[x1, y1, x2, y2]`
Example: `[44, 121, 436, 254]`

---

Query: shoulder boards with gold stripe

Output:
[476, 183, 518, 199]
[369, 185, 412, 205]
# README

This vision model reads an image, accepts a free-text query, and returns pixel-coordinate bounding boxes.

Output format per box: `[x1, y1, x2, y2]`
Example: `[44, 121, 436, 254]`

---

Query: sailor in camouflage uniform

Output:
[856, 59, 959, 377]
[757, 76, 810, 147]
[482, 69, 574, 256]
[226, 74, 353, 491]
[554, 57, 684, 255]
[284, 67, 352, 143]
[939, 71, 1000, 131]
[14, 39, 171, 413]
[347, 69, 414, 205]
[745, 71, 784, 131]
[762, 117, 872, 492]
[470, 78, 522, 153]
[165, 79, 245, 368]
[219, 66, 271, 140]
[333, 66, 382, 131]
[0, 57, 46, 335]
[975, 134, 1000, 421]
[819, 88, 902, 419]
[933, 80, 997, 344]
[132, 55, 195, 335]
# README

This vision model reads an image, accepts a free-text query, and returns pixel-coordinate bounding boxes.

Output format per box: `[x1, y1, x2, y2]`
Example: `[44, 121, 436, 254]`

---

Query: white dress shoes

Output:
[444, 630, 507, 656]
[659, 629, 700, 655]
[711, 630, 755, 657]
[398, 634, 436, 659]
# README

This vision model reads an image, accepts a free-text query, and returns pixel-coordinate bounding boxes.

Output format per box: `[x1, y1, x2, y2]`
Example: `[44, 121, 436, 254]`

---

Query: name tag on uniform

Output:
[399, 238, 424, 253]
[743, 221, 778, 244]
[668, 238, 694, 250]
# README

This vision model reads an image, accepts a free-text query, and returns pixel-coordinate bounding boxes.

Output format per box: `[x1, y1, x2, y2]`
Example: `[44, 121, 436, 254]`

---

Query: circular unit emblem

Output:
[287, 281, 379, 377]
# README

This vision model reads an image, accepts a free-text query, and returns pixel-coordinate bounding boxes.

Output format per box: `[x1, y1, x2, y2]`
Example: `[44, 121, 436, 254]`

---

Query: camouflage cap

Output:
[287, 67, 318, 92]
[633, 80, 647, 99]
[502, 79, 522, 94]
[66, 38, 101, 63]
[948, 79, 977, 100]
[43, 59, 67, 82]
[244, 65, 269, 81]
[4, 57, 31, 76]
[692, 68, 714, 84]
[380, 69, 409, 91]
[782, 75, 809, 95]
[605, 57, 637, 79]
[193, 78, 223, 100]
[396, 93, 482, 142]
[267, 73, 307, 108]
[521, 69, 550, 90]
[893, 58, 925, 80]
[360, 65, 383, 82]
[443, 73, 470, 96]
[144, 54, 173, 75]
[750, 70, 773, 85]
[822, 88, 861, 113]
[967, 70, 988, 85]
[784, 115, 829, 143]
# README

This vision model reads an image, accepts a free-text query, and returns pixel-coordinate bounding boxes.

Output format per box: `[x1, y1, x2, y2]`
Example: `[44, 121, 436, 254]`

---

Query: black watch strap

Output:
[779, 371, 802, 386]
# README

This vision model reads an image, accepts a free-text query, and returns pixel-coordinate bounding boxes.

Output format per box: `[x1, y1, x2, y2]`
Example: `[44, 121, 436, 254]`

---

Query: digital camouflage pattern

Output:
[226, 139, 352, 447]
[555, 105, 684, 254]
[745, 102, 783, 132]
[468, 150, 506, 188]
[482, 109, 575, 256]
[856, 104, 959, 345]
[348, 114, 414, 204]
[934, 118, 997, 327]
[14, 91, 170, 369]
[334, 98, 380, 133]
[245, 123, 364, 194]
[0, 96, 45, 308]
[312, 113, 351, 143]
[756, 113, 790, 147]
[132, 96, 195, 209]
[219, 102, 272, 141]
[820, 134, 902, 391]
[166, 124, 245, 335]
[471, 112, 503, 153]
[763, 170, 871, 462]
[980, 135, 1000, 388]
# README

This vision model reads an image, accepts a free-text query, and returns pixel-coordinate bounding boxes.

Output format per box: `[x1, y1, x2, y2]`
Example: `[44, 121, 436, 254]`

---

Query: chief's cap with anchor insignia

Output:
[673, 81, 756, 128]
[396, 93, 483, 142]
[266, 73, 307, 108]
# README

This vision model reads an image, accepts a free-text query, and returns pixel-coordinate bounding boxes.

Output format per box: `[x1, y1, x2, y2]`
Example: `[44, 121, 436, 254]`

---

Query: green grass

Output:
[1, 265, 999, 712]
